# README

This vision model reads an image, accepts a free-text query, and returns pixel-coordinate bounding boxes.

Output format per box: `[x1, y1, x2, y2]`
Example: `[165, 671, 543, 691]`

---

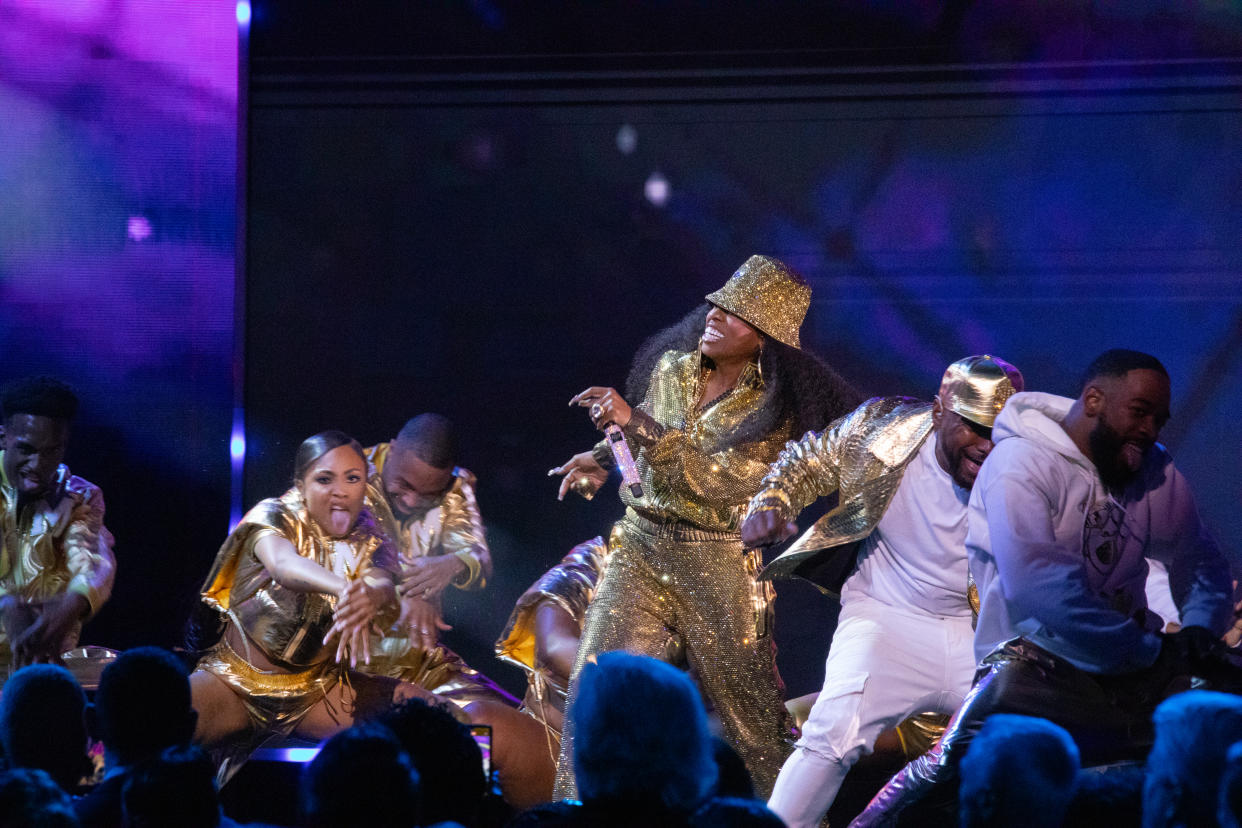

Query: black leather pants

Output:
[846, 637, 1222, 827]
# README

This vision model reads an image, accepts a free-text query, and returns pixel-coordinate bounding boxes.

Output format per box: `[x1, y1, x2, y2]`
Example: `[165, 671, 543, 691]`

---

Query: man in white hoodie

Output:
[851, 349, 1237, 826]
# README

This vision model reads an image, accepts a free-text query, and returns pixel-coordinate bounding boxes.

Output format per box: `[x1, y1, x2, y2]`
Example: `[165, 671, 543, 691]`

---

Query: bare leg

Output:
[465, 699, 558, 810]
[190, 670, 255, 747]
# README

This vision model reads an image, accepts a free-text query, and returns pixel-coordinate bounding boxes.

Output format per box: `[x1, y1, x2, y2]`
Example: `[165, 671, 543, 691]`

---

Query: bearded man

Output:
[851, 349, 1236, 826]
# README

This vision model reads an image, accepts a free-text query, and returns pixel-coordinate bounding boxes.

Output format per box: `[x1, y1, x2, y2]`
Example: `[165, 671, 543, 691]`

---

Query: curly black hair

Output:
[625, 304, 860, 449]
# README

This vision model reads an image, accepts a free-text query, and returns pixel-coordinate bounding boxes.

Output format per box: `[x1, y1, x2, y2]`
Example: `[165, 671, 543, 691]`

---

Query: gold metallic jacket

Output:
[495, 537, 610, 723]
[0, 454, 114, 622]
[201, 489, 399, 672]
[747, 397, 934, 595]
[600, 349, 792, 532]
[364, 443, 491, 590]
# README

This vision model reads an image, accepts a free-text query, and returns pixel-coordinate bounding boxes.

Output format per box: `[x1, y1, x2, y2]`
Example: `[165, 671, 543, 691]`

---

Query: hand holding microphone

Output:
[568, 386, 644, 498]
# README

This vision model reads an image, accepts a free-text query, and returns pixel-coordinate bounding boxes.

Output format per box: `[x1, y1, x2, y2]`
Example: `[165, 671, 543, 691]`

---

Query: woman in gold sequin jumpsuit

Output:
[549, 256, 858, 798]
[189, 431, 432, 782]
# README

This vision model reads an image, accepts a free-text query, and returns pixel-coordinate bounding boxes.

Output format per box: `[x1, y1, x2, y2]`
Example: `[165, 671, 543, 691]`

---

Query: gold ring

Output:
[591, 403, 603, 418]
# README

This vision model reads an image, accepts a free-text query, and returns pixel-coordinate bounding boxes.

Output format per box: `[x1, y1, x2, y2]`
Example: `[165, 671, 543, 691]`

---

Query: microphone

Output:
[604, 424, 644, 498]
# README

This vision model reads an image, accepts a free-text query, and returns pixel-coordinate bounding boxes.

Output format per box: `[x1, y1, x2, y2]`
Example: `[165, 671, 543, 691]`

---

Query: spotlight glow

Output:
[230, 429, 245, 462]
[644, 172, 669, 207]
[126, 216, 152, 241]
[236, 1, 251, 26]
[616, 124, 637, 155]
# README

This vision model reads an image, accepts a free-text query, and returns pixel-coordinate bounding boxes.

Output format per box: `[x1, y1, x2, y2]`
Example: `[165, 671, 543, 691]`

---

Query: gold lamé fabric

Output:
[361, 444, 509, 704]
[196, 635, 340, 783]
[365, 638, 517, 706]
[894, 712, 951, 761]
[200, 489, 399, 672]
[0, 456, 115, 681]
[364, 443, 492, 590]
[554, 348, 795, 800]
[495, 536, 611, 735]
[748, 397, 935, 594]
[938, 355, 1021, 428]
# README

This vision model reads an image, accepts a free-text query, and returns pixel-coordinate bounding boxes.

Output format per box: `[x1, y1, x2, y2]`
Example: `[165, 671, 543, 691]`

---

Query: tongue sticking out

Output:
[1120, 442, 1145, 473]
[328, 508, 353, 536]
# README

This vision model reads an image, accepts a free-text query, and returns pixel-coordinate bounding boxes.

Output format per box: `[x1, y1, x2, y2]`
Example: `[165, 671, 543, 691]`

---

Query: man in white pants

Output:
[741, 355, 1023, 828]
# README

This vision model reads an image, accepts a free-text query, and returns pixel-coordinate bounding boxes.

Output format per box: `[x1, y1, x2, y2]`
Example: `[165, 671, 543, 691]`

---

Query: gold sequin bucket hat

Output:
[704, 255, 811, 349]
[939, 355, 1024, 428]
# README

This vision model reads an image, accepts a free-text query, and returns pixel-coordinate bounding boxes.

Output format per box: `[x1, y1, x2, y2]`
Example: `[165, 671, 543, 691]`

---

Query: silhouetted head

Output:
[90, 647, 195, 768]
[122, 746, 220, 828]
[573, 651, 716, 813]
[303, 723, 420, 828]
[1218, 741, 1242, 828]
[378, 698, 484, 826]
[0, 665, 88, 793]
[1145, 690, 1242, 828]
[0, 767, 79, 828]
[959, 714, 1080, 828]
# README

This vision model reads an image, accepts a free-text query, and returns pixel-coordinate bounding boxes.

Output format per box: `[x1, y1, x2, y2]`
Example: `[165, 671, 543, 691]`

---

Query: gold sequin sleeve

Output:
[745, 414, 855, 524]
[745, 397, 931, 525]
[621, 351, 789, 530]
[439, 471, 491, 590]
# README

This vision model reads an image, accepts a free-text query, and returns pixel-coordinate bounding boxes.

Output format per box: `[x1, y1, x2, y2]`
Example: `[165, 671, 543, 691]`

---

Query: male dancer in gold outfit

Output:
[360, 413, 514, 705]
[0, 377, 114, 685]
[550, 255, 858, 797]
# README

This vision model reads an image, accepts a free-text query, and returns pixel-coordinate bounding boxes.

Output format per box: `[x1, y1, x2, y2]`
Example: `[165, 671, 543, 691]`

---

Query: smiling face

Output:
[380, 443, 454, 522]
[700, 304, 762, 363]
[1084, 368, 1170, 490]
[1, 414, 69, 502]
[933, 399, 996, 490]
[296, 444, 368, 537]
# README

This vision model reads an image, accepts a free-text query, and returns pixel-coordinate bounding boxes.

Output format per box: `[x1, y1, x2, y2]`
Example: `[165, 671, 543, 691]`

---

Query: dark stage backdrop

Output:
[247, 70, 1242, 700]
[0, 2, 237, 650]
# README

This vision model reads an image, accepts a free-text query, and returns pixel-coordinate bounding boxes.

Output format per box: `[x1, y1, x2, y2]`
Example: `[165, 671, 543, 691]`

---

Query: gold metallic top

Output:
[365, 443, 492, 591]
[495, 536, 610, 677]
[620, 349, 793, 532]
[939, 355, 1023, 428]
[704, 254, 811, 349]
[0, 454, 114, 619]
[747, 397, 935, 593]
[200, 489, 399, 672]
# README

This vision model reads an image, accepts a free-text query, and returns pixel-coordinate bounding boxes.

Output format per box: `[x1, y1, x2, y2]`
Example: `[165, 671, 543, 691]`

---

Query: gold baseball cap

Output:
[939, 355, 1024, 428]
[704, 255, 811, 349]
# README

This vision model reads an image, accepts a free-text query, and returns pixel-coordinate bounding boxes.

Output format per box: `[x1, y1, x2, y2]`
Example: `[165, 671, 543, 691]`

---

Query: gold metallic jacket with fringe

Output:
[200, 490, 399, 672]
[747, 397, 935, 595]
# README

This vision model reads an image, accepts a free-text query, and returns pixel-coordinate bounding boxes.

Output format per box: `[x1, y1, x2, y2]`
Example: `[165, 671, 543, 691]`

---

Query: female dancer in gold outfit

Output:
[189, 430, 430, 780]
[549, 256, 858, 798]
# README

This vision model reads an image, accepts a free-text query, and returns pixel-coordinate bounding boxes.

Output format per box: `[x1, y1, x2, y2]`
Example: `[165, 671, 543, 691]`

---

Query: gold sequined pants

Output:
[552, 512, 792, 799]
